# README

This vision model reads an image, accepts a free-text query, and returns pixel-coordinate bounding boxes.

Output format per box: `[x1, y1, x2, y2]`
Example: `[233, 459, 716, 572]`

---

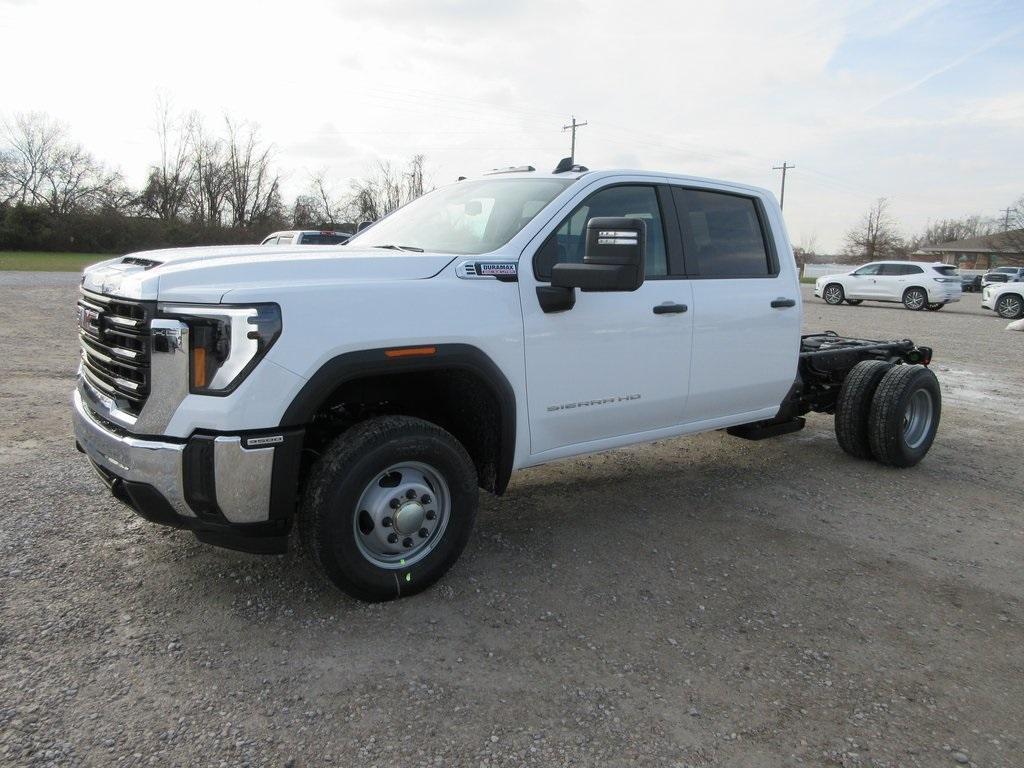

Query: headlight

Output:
[157, 303, 281, 394]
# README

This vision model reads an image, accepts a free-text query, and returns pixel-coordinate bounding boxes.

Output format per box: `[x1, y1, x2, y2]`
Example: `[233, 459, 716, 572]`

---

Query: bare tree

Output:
[996, 195, 1024, 259]
[345, 155, 431, 223]
[405, 153, 425, 201]
[184, 119, 230, 225]
[223, 117, 280, 227]
[293, 170, 347, 228]
[42, 143, 119, 216]
[910, 215, 998, 250]
[844, 198, 905, 260]
[0, 112, 65, 205]
[140, 102, 193, 221]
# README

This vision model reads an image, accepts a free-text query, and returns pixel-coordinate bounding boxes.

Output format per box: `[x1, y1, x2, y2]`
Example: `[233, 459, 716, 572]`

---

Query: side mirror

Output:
[356, 220, 374, 232]
[551, 217, 646, 292]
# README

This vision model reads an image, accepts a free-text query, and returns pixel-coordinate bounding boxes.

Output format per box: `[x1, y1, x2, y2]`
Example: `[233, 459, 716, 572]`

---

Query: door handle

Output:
[770, 298, 796, 308]
[653, 302, 688, 314]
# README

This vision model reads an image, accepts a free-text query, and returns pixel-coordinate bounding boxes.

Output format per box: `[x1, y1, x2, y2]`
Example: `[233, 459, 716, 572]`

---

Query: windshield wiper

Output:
[372, 244, 425, 252]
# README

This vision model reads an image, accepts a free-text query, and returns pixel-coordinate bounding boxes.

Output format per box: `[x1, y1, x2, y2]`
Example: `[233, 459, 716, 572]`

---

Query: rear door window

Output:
[671, 188, 772, 277]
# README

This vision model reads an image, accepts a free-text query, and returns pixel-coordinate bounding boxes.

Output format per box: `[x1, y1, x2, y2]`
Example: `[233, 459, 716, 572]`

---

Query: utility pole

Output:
[1001, 207, 1013, 230]
[562, 116, 588, 163]
[772, 162, 795, 210]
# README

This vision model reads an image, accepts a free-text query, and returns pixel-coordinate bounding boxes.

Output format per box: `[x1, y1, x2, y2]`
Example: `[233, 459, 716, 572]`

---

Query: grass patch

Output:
[799, 276, 817, 284]
[0, 251, 110, 272]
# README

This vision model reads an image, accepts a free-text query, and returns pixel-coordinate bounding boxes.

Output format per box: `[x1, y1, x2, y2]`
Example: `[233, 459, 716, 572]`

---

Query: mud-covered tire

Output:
[868, 365, 941, 468]
[822, 284, 844, 305]
[299, 415, 478, 601]
[834, 360, 894, 459]
[845, 299, 863, 305]
[903, 287, 927, 310]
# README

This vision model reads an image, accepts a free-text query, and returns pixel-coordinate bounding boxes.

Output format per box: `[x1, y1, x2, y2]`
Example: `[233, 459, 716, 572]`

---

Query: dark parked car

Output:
[961, 273, 983, 292]
[982, 266, 1024, 287]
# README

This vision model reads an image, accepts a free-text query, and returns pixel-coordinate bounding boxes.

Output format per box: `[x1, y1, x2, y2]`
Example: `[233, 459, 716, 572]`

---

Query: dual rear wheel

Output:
[834, 361, 941, 467]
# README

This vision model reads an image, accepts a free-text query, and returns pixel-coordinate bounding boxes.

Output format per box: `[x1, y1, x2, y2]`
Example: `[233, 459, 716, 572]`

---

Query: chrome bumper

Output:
[73, 388, 193, 516]
[73, 388, 278, 524]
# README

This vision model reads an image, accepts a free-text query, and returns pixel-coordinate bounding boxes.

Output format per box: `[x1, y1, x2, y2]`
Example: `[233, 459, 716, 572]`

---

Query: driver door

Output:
[518, 182, 693, 458]
[848, 263, 882, 298]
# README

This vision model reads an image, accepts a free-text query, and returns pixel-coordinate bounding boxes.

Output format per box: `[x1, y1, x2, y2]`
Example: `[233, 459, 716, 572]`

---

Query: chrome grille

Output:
[77, 289, 155, 415]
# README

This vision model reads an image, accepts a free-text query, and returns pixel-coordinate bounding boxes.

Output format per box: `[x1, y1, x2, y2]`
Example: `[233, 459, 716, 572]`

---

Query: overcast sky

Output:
[2, 0, 1022, 251]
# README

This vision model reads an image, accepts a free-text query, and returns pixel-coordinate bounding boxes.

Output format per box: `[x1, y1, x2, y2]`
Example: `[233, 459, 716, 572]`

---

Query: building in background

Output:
[913, 230, 1024, 269]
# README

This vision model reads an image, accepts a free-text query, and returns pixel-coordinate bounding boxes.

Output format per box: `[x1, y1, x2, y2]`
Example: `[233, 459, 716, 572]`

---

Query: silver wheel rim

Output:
[903, 388, 934, 449]
[905, 290, 925, 310]
[999, 296, 1021, 318]
[353, 461, 450, 569]
[824, 286, 842, 304]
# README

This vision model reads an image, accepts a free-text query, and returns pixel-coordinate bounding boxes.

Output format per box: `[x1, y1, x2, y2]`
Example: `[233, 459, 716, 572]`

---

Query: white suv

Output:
[981, 281, 1024, 319]
[815, 261, 962, 311]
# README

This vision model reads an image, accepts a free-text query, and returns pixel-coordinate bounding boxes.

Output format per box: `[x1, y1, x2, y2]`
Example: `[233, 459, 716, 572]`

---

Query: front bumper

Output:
[73, 388, 302, 553]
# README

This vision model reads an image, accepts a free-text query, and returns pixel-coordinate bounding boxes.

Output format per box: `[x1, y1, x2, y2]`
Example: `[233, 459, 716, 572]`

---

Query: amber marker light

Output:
[192, 346, 208, 388]
[384, 346, 437, 358]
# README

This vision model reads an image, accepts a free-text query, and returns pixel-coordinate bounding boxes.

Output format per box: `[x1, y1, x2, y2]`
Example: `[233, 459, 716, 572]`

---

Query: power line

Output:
[772, 162, 795, 210]
[562, 116, 587, 163]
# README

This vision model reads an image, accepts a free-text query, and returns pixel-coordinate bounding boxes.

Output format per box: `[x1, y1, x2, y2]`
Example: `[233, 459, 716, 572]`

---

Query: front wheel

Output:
[299, 415, 479, 601]
[868, 365, 941, 467]
[823, 283, 845, 305]
[926, 303, 944, 311]
[903, 287, 927, 310]
[996, 293, 1024, 319]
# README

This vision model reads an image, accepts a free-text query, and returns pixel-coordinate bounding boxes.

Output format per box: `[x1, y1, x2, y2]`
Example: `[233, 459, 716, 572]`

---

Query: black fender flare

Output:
[279, 344, 517, 494]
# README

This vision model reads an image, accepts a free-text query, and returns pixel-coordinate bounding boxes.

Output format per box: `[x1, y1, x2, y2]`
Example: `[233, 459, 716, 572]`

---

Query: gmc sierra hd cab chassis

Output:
[74, 163, 941, 600]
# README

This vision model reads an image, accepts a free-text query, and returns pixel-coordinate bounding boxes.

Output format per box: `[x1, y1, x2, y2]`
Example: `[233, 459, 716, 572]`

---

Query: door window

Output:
[534, 185, 668, 279]
[671, 188, 772, 277]
[882, 264, 922, 276]
[852, 264, 882, 276]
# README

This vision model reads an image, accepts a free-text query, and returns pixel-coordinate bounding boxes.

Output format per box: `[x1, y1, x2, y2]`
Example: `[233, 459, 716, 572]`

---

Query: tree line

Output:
[832, 196, 1024, 264]
[0, 109, 428, 253]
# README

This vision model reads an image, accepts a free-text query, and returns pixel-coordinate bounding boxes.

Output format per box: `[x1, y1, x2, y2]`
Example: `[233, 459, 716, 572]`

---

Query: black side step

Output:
[727, 417, 806, 441]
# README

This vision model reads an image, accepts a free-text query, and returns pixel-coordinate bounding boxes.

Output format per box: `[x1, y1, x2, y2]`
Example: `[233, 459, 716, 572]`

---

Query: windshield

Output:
[346, 178, 574, 255]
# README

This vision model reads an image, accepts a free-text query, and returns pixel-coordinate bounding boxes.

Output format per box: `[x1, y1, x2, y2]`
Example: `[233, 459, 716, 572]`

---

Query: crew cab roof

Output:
[461, 168, 775, 200]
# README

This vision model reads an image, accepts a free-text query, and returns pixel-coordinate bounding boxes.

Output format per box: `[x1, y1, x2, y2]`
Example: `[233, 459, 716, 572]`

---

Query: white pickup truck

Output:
[73, 163, 942, 600]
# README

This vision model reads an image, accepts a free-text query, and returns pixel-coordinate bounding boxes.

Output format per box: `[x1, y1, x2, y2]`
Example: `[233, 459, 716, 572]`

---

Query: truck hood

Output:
[80, 244, 457, 302]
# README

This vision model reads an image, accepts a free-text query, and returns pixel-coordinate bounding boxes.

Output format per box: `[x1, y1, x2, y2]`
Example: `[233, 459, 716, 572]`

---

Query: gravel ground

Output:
[1, 274, 1021, 767]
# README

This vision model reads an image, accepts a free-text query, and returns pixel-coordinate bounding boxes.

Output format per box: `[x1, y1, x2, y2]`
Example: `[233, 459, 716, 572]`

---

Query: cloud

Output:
[867, 23, 1024, 111]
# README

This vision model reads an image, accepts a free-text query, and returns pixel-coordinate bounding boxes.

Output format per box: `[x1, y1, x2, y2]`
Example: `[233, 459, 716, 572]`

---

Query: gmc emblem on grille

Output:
[77, 305, 100, 334]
